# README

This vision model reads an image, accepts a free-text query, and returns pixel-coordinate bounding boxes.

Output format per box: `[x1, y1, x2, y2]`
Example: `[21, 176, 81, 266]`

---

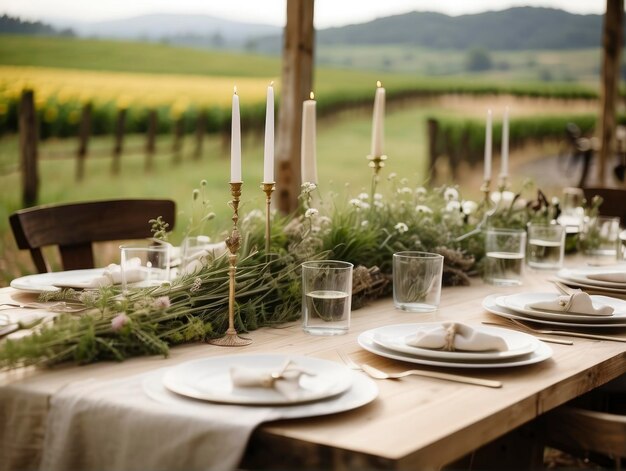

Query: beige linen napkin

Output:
[230, 360, 315, 401]
[587, 272, 626, 284]
[55, 259, 147, 289]
[528, 291, 614, 316]
[405, 322, 508, 352]
[40, 371, 277, 471]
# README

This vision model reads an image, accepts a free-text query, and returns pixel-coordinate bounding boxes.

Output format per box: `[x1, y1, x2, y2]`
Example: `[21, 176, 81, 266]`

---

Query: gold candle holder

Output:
[498, 175, 509, 193]
[261, 182, 275, 256]
[480, 179, 491, 204]
[208, 181, 252, 347]
[367, 154, 387, 197]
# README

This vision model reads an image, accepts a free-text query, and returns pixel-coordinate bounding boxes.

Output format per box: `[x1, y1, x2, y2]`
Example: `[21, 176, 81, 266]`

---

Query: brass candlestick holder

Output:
[480, 179, 491, 205]
[498, 175, 509, 193]
[367, 154, 387, 196]
[261, 182, 275, 256]
[208, 181, 252, 347]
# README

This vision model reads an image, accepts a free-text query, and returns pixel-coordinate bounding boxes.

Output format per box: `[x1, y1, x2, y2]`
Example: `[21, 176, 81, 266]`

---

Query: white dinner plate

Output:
[162, 354, 353, 405]
[358, 326, 552, 369]
[371, 323, 538, 361]
[499, 293, 626, 322]
[10, 268, 106, 293]
[558, 267, 626, 290]
[483, 294, 626, 329]
[144, 368, 378, 418]
[554, 277, 626, 298]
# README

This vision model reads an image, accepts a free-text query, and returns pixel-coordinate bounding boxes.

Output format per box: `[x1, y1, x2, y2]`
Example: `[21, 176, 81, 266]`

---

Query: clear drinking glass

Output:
[392, 251, 444, 312]
[581, 216, 621, 258]
[301, 260, 353, 336]
[526, 223, 565, 270]
[484, 228, 526, 286]
[181, 235, 212, 265]
[120, 243, 170, 291]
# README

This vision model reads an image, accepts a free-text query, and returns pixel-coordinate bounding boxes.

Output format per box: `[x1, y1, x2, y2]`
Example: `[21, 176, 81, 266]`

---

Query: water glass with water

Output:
[581, 216, 621, 258]
[526, 223, 565, 269]
[483, 228, 526, 286]
[392, 251, 443, 312]
[301, 260, 353, 335]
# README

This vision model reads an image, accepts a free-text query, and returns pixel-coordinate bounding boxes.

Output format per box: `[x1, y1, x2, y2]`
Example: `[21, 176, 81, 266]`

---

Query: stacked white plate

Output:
[160, 354, 373, 406]
[358, 323, 552, 368]
[483, 292, 626, 329]
[555, 266, 626, 299]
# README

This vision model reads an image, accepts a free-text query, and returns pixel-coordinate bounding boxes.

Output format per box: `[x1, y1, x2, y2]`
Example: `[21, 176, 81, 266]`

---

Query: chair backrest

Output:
[10, 199, 176, 273]
[582, 187, 626, 225]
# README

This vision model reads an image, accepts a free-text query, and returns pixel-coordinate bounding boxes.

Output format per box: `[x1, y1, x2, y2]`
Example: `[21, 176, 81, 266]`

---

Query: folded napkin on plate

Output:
[230, 360, 315, 400]
[586, 272, 626, 284]
[528, 291, 614, 316]
[405, 322, 508, 352]
[64, 259, 147, 288]
[180, 241, 228, 275]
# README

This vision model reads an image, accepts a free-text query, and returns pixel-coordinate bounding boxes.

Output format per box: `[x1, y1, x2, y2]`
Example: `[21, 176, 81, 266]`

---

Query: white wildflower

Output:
[301, 182, 317, 192]
[358, 192, 369, 200]
[349, 198, 362, 208]
[374, 201, 384, 209]
[444, 187, 459, 201]
[415, 205, 433, 214]
[190, 277, 202, 293]
[394, 222, 409, 234]
[111, 313, 130, 332]
[398, 187, 412, 195]
[374, 193, 383, 201]
[360, 201, 371, 210]
[415, 187, 427, 197]
[78, 290, 99, 305]
[462, 200, 478, 215]
[361, 220, 369, 228]
[446, 201, 461, 212]
[387, 172, 397, 181]
[304, 208, 319, 218]
[152, 296, 171, 310]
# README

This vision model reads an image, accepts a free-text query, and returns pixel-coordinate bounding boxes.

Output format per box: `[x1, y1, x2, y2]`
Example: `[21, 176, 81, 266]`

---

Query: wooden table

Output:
[2, 266, 626, 470]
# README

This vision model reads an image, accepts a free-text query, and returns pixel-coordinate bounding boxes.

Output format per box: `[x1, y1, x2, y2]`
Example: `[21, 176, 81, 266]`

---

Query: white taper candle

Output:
[263, 82, 275, 183]
[371, 81, 386, 157]
[231, 87, 242, 182]
[301, 92, 317, 184]
[484, 109, 492, 181]
[500, 107, 509, 178]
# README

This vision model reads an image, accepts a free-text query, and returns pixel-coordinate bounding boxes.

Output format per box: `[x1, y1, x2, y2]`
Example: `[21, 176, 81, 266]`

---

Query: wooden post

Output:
[145, 109, 157, 171]
[597, 0, 624, 185]
[276, 0, 315, 214]
[427, 118, 439, 183]
[172, 116, 184, 164]
[111, 108, 126, 175]
[194, 111, 206, 160]
[19, 90, 38, 206]
[75, 102, 92, 181]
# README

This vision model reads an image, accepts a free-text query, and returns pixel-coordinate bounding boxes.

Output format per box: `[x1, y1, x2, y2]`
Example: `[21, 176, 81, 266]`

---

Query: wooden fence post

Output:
[426, 118, 439, 183]
[194, 111, 206, 160]
[76, 102, 92, 181]
[145, 109, 157, 171]
[19, 90, 39, 207]
[172, 117, 184, 165]
[276, 0, 315, 214]
[111, 108, 126, 175]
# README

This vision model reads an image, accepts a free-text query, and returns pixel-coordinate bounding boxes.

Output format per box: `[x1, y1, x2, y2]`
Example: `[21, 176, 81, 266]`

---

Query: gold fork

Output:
[337, 351, 502, 388]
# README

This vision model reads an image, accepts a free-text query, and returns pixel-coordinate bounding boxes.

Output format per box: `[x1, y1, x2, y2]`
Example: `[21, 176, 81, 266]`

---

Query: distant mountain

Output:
[254, 7, 613, 52]
[48, 13, 280, 48]
[0, 14, 74, 37]
[318, 7, 604, 50]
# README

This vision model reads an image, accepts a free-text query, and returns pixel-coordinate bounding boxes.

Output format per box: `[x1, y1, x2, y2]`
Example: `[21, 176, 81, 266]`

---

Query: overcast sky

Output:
[2, 0, 607, 28]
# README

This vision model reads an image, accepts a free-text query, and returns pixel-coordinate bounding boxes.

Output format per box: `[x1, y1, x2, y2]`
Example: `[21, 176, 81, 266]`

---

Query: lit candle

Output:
[263, 82, 274, 183]
[500, 107, 509, 178]
[231, 86, 242, 182]
[484, 109, 492, 181]
[371, 81, 385, 157]
[301, 91, 317, 184]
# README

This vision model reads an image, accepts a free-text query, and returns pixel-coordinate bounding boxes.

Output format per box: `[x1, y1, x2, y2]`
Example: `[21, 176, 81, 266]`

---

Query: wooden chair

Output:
[582, 187, 626, 225]
[10, 199, 176, 273]
[545, 405, 626, 469]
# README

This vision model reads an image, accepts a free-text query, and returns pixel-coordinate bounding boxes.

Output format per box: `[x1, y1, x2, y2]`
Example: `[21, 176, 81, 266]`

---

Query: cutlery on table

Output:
[0, 302, 87, 313]
[484, 318, 626, 343]
[481, 321, 574, 345]
[337, 351, 502, 389]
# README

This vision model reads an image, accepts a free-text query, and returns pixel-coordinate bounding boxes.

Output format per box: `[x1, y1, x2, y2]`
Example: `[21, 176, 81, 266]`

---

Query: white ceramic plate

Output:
[499, 293, 626, 322]
[358, 326, 552, 369]
[558, 268, 626, 290]
[162, 354, 353, 405]
[483, 294, 626, 329]
[554, 277, 626, 297]
[144, 368, 378, 418]
[371, 323, 538, 361]
[10, 268, 106, 293]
